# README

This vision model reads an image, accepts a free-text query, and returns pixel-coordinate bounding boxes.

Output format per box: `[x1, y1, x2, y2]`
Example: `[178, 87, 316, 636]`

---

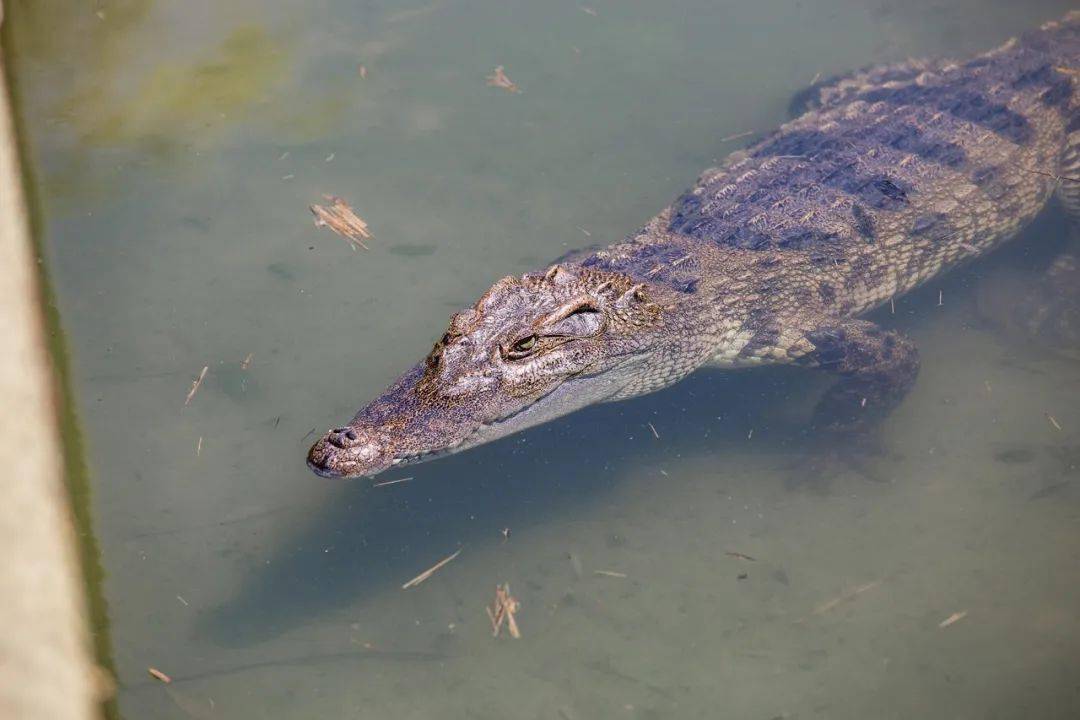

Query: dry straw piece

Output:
[310, 196, 372, 250]
[401, 548, 462, 589]
[486, 66, 521, 93]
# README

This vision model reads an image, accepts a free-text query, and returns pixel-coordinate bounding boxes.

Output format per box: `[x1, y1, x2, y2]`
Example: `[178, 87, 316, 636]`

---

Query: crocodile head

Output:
[307, 264, 665, 478]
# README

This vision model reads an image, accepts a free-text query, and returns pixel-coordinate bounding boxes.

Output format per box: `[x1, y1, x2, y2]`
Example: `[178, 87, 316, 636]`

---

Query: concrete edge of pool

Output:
[0, 17, 101, 720]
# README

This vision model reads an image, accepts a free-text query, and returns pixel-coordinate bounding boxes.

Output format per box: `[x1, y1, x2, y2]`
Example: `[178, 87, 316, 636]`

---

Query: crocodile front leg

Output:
[799, 319, 920, 432]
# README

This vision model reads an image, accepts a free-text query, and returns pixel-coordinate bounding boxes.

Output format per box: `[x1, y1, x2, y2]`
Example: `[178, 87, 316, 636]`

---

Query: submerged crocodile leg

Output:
[800, 320, 920, 432]
[1007, 131, 1080, 349]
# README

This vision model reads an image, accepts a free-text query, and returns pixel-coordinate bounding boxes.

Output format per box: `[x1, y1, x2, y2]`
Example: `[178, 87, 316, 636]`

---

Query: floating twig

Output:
[813, 580, 881, 615]
[196, 437, 203, 456]
[241, 353, 254, 370]
[938, 610, 967, 628]
[593, 570, 627, 578]
[401, 548, 462, 589]
[647, 422, 660, 439]
[724, 551, 756, 562]
[720, 130, 755, 142]
[373, 476, 413, 488]
[486, 65, 521, 93]
[184, 366, 208, 406]
[148, 667, 172, 684]
[1046, 413, 1062, 431]
[487, 583, 522, 638]
[310, 196, 372, 250]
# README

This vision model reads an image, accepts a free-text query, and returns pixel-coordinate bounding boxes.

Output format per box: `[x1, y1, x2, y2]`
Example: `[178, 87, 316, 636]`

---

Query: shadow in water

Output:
[199, 361, 811, 647]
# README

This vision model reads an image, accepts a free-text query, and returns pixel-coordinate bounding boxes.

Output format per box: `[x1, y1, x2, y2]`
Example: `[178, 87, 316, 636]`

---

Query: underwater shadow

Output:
[199, 361, 813, 647]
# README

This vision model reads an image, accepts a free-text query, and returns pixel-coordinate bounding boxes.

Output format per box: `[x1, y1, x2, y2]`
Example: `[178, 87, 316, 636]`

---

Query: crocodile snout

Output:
[306, 428, 393, 478]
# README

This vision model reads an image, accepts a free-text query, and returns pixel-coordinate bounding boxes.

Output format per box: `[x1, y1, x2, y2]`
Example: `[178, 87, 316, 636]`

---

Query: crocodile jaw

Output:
[305, 366, 625, 479]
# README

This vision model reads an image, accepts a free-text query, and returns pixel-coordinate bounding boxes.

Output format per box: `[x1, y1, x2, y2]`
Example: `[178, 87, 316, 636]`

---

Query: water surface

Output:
[7, 0, 1080, 717]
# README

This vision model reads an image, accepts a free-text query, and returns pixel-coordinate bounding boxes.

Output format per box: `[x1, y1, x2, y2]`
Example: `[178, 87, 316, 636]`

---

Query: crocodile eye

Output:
[506, 334, 538, 359]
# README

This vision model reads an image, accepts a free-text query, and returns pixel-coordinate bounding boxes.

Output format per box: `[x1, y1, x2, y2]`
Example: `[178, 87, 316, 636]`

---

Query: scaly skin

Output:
[308, 13, 1080, 479]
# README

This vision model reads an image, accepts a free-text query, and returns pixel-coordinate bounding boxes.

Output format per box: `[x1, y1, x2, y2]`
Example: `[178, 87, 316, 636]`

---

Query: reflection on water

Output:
[6, 0, 1080, 717]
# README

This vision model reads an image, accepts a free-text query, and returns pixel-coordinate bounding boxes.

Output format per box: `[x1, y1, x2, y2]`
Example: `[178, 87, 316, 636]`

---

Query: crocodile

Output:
[308, 12, 1080, 479]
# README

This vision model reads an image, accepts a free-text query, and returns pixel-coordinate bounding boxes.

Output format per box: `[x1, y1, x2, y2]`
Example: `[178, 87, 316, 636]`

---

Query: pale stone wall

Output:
[0, 23, 98, 720]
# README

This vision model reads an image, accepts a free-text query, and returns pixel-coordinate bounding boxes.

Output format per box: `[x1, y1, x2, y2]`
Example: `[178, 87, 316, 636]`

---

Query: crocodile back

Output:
[656, 13, 1079, 316]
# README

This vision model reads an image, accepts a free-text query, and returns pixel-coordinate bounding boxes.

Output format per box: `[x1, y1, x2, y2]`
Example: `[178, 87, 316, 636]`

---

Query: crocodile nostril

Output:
[327, 427, 360, 449]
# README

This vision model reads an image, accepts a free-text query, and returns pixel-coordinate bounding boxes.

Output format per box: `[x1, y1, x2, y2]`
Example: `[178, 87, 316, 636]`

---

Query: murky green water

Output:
[6, 1, 1080, 717]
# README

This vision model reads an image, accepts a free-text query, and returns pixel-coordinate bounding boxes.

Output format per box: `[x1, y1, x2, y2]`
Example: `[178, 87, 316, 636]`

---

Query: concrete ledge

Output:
[0, 19, 97, 720]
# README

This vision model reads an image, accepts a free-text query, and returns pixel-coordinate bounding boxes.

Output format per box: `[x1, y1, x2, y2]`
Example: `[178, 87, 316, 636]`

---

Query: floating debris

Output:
[501, 527, 511, 541]
[724, 551, 756, 562]
[325, 153, 335, 162]
[720, 130, 754, 143]
[593, 570, 627, 578]
[1028, 480, 1071, 501]
[938, 610, 967, 628]
[241, 352, 254, 370]
[486, 65, 521, 93]
[647, 422, 660, 439]
[938, 289, 944, 306]
[310, 196, 372, 250]
[147, 667, 172, 684]
[737, 572, 748, 580]
[184, 366, 208, 406]
[1046, 413, 1063, 431]
[401, 548, 462, 589]
[486, 583, 521, 638]
[196, 437, 203, 457]
[813, 580, 881, 615]
[567, 551, 584, 579]
[580, 6, 598, 16]
[358, 64, 368, 79]
[176, 595, 189, 607]
[373, 476, 413, 488]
